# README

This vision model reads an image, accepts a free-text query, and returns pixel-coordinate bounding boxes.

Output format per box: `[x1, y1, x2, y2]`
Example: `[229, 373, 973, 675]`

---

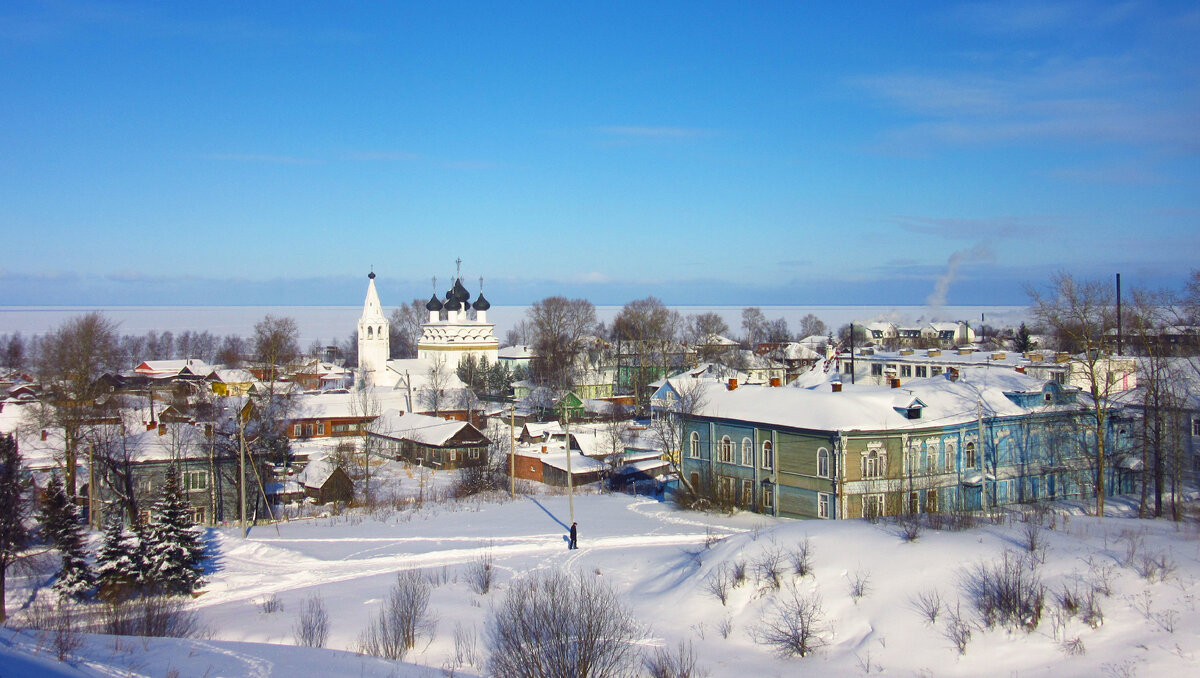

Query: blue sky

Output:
[2, 1, 1197, 307]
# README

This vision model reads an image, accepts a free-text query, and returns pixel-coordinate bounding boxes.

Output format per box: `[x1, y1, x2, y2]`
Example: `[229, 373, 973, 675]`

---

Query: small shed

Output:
[299, 460, 354, 505]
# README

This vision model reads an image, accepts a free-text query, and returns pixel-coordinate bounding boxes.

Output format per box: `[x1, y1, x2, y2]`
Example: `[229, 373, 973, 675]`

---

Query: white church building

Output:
[356, 266, 498, 400]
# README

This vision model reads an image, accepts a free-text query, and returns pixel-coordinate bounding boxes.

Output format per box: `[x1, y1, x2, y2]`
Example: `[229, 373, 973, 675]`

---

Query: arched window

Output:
[741, 437, 753, 466]
[689, 432, 701, 459]
[761, 441, 774, 470]
[719, 436, 734, 463]
[817, 447, 830, 478]
[944, 442, 955, 472]
[863, 449, 885, 479]
[965, 442, 976, 469]
[367, 326, 373, 339]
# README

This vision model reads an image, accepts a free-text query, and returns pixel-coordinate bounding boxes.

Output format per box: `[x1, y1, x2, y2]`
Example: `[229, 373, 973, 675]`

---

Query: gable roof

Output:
[368, 409, 489, 447]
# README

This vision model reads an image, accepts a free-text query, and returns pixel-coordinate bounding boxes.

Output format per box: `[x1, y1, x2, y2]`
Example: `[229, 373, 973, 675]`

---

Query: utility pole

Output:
[238, 408, 247, 538]
[509, 401, 516, 497]
[849, 323, 856, 385]
[564, 405, 574, 524]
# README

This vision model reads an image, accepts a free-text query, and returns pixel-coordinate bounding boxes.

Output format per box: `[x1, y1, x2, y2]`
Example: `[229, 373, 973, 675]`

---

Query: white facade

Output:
[416, 274, 499, 366]
[357, 273, 390, 386]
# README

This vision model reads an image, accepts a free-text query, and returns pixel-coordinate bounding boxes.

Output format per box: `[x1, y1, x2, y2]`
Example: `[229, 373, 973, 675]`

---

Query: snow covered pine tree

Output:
[143, 468, 206, 595]
[38, 472, 94, 599]
[94, 512, 139, 599]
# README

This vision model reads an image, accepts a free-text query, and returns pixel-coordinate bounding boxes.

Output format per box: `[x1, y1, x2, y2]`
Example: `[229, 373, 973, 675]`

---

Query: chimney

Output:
[41, 429, 48, 441]
[831, 382, 842, 393]
[1055, 352, 1070, 363]
[769, 377, 781, 387]
[727, 378, 738, 391]
[147, 421, 157, 431]
[890, 377, 901, 389]
[927, 349, 941, 357]
[991, 352, 1007, 360]
[958, 348, 973, 355]
[1015, 365, 1026, 374]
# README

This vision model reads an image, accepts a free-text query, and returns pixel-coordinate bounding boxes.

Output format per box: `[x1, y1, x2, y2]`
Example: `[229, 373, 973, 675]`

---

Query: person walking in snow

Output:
[569, 522, 578, 550]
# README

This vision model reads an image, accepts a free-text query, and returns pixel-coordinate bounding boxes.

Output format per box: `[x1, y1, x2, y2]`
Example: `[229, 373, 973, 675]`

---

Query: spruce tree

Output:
[36, 472, 73, 549]
[50, 490, 94, 600]
[144, 468, 205, 595]
[94, 512, 137, 599]
[1, 433, 31, 623]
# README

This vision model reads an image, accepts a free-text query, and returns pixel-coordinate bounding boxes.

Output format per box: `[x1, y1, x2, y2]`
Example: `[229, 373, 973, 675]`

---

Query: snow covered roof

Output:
[383, 358, 468, 392]
[497, 345, 536, 359]
[522, 421, 564, 439]
[289, 389, 410, 420]
[691, 368, 1077, 433]
[209, 368, 258, 384]
[298, 458, 338, 489]
[135, 359, 214, 377]
[369, 410, 486, 447]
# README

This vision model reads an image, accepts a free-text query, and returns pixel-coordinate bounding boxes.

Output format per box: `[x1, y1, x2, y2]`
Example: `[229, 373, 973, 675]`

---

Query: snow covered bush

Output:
[704, 564, 732, 605]
[358, 570, 432, 660]
[97, 595, 207, 638]
[754, 585, 827, 658]
[789, 539, 814, 577]
[486, 569, 644, 678]
[466, 549, 494, 595]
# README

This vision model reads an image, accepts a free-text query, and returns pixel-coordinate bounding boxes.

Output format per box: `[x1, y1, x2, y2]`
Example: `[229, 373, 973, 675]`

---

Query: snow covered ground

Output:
[5, 489, 1199, 677]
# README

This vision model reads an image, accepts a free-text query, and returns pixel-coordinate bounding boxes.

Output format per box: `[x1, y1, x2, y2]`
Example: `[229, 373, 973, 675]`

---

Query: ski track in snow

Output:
[190, 640, 274, 678]
[198, 506, 718, 609]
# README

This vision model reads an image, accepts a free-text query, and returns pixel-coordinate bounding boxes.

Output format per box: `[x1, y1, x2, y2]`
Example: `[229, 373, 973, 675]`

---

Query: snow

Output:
[4, 488, 1199, 677]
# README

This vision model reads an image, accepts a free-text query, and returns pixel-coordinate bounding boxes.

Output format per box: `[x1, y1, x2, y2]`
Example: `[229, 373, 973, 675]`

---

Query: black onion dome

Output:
[425, 294, 443, 312]
[472, 293, 491, 311]
[444, 295, 462, 311]
[368, 272, 376, 280]
[451, 278, 471, 302]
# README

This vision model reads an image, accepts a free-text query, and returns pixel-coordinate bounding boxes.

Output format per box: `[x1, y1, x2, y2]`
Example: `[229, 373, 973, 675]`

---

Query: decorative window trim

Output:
[718, 436, 734, 464]
[689, 431, 701, 459]
[817, 447, 830, 478]
[741, 437, 754, 466]
[817, 492, 830, 519]
[761, 440, 774, 470]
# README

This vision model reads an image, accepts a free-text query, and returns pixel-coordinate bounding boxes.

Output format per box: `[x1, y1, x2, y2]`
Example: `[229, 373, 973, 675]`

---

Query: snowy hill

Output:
[5, 492, 1199, 676]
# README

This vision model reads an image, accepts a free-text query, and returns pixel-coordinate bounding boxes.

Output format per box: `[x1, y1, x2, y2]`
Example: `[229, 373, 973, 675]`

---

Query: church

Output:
[356, 264, 498, 404]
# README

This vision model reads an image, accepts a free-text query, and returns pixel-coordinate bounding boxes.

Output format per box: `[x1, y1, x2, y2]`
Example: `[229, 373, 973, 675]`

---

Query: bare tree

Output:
[528, 296, 597, 390]
[420, 356, 451, 416]
[612, 297, 681, 414]
[741, 307, 768, 348]
[35, 312, 121, 496]
[486, 569, 644, 678]
[1028, 273, 1118, 517]
[0, 433, 30, 623]
[650, 378, 708, 499]
[389, 299, 426, 359]
[685, 312, 729, 344]
[798, 314, 828, 339]
[347, 384, 381, 506]
[253, 315, 299, 383]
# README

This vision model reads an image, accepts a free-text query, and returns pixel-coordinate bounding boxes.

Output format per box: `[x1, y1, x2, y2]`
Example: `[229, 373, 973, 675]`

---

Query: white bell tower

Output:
[357, 272, 390, 386]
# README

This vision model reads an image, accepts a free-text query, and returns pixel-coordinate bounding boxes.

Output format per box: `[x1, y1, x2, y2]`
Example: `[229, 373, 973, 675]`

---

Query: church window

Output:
[367, 326, 373, 339]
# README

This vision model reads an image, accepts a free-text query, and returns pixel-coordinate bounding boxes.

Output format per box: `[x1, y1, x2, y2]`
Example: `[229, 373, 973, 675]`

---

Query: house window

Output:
[317, 422, 325, 435]
[965, 442, 976, 469]
[916, 366, 928, 378]
[191, 506, 206, 524]
[944, 443, 955, 472]
[863, 449, 885, 479]
[741, 479, 754, 507]
[293, 424, 301, 437]
[718, 476, 736, 502]
[763, 486, 774, 509]
[761, 441, 774, 470]
[909, 491, 920, 514]
[863, 493, 885, 519]
[469, 449, 480, 459]
[871, 364, 883, 376]
[1193, 419, 1200, 437]
[843, 362, 853, 374]
[183, 470, 208, 492]
[718, 436, 734, 463]
[741, 438, 754, 466]
[689, 432, 701, 459]
[303, 423, 313, 437]
[449, 450, 458, 462]
[817, 447, 830, 478]
[900, 365, 912, 378]
[818, 492, 830, 518]
[931, 366, 943, 376]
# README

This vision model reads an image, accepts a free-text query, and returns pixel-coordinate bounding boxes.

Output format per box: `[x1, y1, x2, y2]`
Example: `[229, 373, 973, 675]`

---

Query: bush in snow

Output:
[704, 564, 732, 605]
[962, 551, 1045, 631]
[911, 587, 943, 624]
[486, 569, 644, 678]
[645, 639, 709, 678]
[466, 549, 494, 595]
[754, 547, 784, 591]
[753, 585, 827, 658]
[293, 594, 330, 648]
[96, 595, 208, 638]
[847, 569, 871, 602]
[943, 600, 973, 655]
[789, 538, 814, 577]
[358, 570, 433, 660]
